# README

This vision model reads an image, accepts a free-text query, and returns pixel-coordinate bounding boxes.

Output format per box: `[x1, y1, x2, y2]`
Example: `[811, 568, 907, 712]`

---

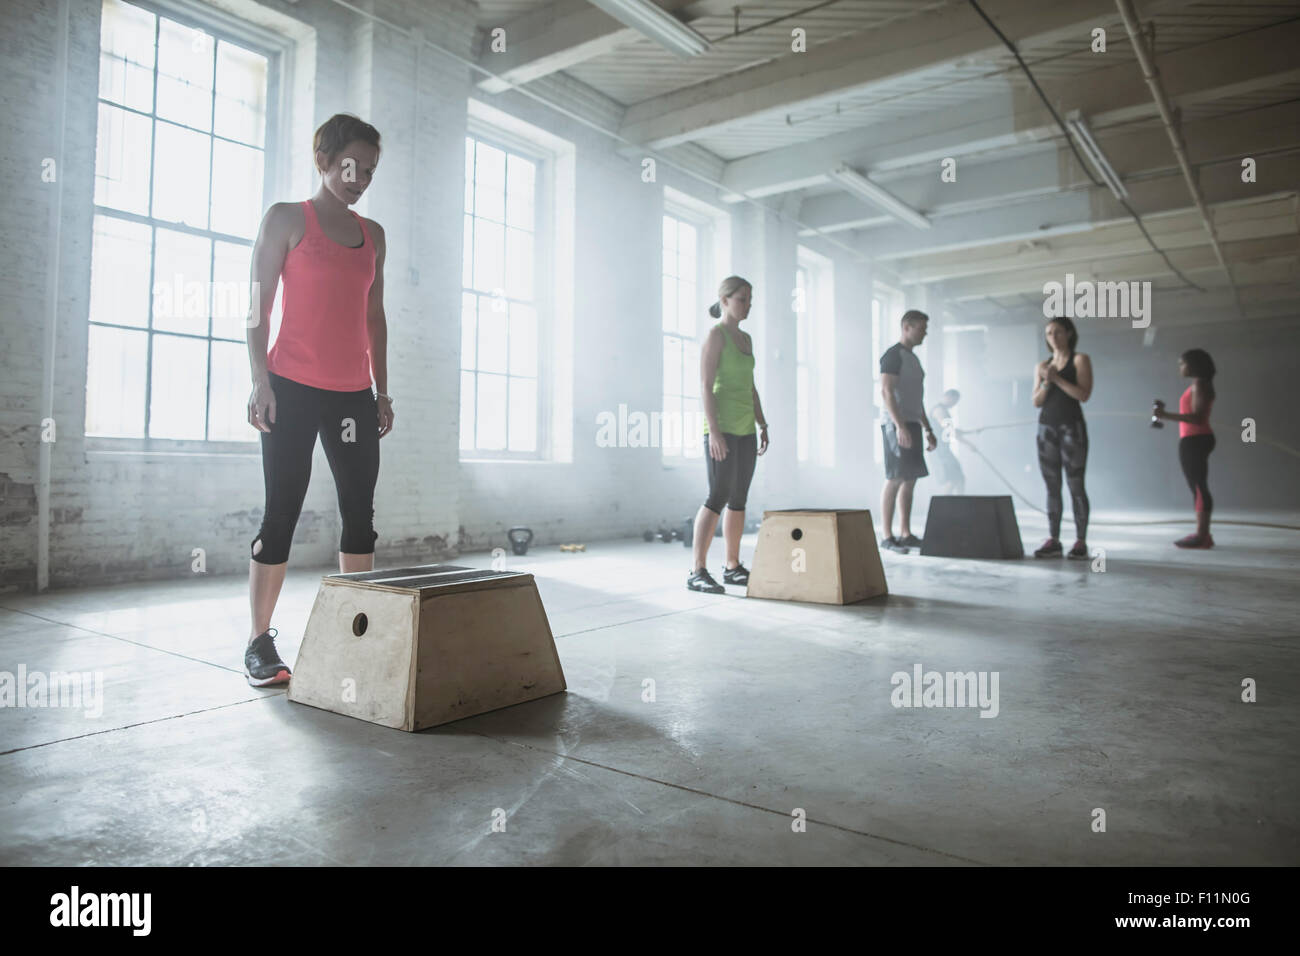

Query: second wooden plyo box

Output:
[287, 564, 566, 731]
[745, 509, 888, 605]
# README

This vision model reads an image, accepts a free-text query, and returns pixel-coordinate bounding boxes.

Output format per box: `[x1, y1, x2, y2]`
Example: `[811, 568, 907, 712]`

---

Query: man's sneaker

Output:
[245, 628, 291, 687]
[880, 536, 910, 554]
[898, 533, 923, 548]
[687, 568, 725, 594]
[1034, 538, 1063, 558]
[723, 562, 750, 585]
[1174, 533, 1215, 549]
[1067, 540, 1089, 560]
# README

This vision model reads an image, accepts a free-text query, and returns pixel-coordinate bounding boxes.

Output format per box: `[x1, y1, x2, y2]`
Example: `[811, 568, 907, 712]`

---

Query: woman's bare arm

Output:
[1032, 360, 1050, 408]
[700, 326, 723, 434]
[365, 220, 393, 437]
[245, 203, 296, 431]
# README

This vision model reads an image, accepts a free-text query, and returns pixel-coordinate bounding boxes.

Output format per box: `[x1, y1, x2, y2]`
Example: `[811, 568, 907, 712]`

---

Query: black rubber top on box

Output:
[326, 564, 529, 592]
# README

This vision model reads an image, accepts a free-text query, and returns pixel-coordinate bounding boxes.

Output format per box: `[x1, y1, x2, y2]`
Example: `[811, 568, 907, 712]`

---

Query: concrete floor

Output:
[2, 508, 1297, 866]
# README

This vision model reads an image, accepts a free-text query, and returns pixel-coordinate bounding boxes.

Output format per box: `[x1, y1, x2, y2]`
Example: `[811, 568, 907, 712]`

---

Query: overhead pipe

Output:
[1114, 0, 1243, 319]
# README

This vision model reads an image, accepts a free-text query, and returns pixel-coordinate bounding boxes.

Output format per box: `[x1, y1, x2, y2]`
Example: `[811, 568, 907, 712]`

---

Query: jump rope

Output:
[945, 412, 1300, 531]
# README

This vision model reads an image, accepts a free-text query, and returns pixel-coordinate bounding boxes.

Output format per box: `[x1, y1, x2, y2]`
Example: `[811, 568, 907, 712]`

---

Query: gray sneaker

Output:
[687, 568, 725, 594]
[880, 536, 910, 554]
[244, 628, 292, 687]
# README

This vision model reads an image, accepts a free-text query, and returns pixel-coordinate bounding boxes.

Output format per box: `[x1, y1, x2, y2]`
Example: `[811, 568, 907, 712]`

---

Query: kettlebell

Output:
[507, 526, 534, 556]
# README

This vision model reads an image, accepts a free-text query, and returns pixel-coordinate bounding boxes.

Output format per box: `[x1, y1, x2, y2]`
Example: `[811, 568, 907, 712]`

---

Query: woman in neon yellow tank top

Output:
[688, 276, 769, 594]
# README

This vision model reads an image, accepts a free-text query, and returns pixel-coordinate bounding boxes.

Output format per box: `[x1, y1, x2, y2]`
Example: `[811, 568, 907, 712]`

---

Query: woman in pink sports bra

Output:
[1153, 349, 1216, 549]
[241, 114, 393, 686]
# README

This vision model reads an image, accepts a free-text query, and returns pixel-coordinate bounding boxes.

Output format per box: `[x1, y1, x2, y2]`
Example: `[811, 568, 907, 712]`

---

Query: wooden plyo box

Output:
[745, 509, 888, 605]
[287, 565, 566, 731]
[920, 496, 1024, 559]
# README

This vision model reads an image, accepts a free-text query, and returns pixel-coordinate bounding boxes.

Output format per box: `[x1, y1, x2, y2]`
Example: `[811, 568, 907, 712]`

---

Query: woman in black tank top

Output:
[1031, 317, 1094, 558]
[1039, 352, 1084, 425]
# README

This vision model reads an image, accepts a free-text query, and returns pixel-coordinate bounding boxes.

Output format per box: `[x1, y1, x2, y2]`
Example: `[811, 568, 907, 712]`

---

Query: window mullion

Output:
[142, 14, 161, 439]
[203, 34, 218, 440]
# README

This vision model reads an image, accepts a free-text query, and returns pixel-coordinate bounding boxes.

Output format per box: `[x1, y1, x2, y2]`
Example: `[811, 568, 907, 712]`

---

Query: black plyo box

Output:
[920, 495, 1024, 559]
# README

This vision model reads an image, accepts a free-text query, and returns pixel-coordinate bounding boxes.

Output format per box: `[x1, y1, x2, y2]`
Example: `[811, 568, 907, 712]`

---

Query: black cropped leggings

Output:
[1037, 420, 1090, 541]
[251, 372, 379, 565]
[1178, 433, 1215, 514]
[703, 432, 757, 514]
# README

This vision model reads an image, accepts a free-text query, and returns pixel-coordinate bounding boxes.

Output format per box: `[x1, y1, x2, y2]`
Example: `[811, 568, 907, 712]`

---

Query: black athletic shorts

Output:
[881, 421, 928, 481]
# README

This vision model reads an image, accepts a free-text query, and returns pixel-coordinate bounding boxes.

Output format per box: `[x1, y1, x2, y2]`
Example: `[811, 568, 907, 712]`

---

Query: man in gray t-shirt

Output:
[878, 310, 937, 552]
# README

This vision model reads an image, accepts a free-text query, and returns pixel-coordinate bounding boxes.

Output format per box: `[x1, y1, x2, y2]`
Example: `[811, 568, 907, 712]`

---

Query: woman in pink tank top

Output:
[240, 114, 394, 686]
[1153, 349, 1216, 549]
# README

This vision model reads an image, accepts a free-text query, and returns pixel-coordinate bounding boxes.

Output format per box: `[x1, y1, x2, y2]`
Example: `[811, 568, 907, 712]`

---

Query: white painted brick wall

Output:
[0, 0, 885, 592]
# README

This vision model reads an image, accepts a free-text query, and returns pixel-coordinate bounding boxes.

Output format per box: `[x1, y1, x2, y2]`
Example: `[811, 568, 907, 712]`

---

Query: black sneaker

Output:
[245, 628, 292, 687]
[1067, 540, 1089, 560]
[687, 568, 725, 594]
[1034, 538, 1063, 558]
[898, 533, 923, 548]
[723, 562, 750, 585]
[880, 536, 910, 554]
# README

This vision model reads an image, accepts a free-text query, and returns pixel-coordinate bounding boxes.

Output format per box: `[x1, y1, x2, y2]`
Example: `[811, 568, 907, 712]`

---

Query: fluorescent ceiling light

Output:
[827, 164, 930, 230]
[1065, 111, 1128, 201]
[587, 0, 710, 58]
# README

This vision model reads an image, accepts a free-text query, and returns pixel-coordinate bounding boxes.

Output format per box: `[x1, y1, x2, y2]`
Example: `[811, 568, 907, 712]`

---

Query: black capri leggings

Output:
[1178, 433, 1215, 514]
[703, 432, 757, 514]
[1037, 420, 1090, 541]
[251, 372, 380, 564]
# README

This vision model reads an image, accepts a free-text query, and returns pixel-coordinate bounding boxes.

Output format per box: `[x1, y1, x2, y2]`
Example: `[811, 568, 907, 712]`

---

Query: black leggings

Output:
[1178, 433, 1215, 514]
[252, 372, 380, 564]
[1037, 420, 1090, 541]
[703, 432, 757, 514]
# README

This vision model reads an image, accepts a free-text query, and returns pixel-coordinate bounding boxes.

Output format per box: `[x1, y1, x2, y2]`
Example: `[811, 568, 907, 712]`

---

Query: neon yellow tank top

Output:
[704, 323, 756, 436]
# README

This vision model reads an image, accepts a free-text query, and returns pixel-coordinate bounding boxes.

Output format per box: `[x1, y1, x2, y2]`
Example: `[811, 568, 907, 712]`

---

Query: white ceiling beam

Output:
[619, 0, 1201, 148]
[475, 0, 733, 94]
[939, 235, 1298, 300]
[897, 199, 1298, 283]
[901, 206, 1297, 284]
[719, 18, 1300, 200]
[796, 100, 1300, 233]
[854, 153, 1300, 260]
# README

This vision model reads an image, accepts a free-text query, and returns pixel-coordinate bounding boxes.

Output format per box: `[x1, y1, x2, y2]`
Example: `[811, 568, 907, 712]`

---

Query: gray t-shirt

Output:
[880, 343, 925, 423]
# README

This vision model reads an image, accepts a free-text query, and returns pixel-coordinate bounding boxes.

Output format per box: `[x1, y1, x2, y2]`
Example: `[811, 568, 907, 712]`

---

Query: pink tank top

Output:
[1179, 385, 1213, 437]
[267, 200, 376, 391]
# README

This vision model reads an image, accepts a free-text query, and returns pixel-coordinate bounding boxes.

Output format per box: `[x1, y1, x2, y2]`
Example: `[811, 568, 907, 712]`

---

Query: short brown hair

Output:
[313, 113, 381, 166]
[901, 309, 929, 328]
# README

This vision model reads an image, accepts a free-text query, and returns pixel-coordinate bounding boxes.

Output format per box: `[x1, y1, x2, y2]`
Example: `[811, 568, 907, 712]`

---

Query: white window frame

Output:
[660, 207, 709, 463]
[85, 0, 288, 454]
[661, 187, 729, 467]
[460, 125, 550, 461]
[795, 244, 835, 467]
[462, 99, 575, 465]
